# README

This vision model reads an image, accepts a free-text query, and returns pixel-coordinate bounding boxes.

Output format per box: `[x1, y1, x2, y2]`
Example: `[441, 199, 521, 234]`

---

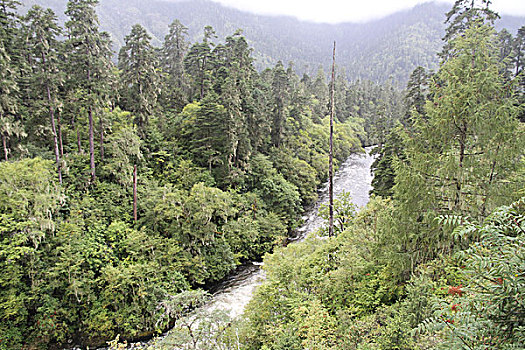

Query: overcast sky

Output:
[208, 0, 525, 23]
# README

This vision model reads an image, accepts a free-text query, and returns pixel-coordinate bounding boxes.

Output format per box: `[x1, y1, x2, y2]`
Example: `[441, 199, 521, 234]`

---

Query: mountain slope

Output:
[20, 0, 524, 85]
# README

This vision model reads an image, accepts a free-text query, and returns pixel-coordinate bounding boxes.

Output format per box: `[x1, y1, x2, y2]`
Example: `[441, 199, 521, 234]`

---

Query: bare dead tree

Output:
[329, 41, 336, 237]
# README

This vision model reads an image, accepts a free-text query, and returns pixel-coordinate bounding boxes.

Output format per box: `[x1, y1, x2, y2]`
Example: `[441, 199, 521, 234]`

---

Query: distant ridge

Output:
[20, 0, 524, 85]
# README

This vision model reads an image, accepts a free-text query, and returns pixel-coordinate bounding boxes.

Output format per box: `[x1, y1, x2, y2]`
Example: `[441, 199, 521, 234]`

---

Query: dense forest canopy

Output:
[235, 1, 525, 350]
[0, 0, 370, 347]
[0, 0, 523, 349]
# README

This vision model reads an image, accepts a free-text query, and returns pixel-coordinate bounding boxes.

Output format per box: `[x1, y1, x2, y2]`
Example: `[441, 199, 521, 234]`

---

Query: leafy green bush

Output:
[417, 199, 525, 349]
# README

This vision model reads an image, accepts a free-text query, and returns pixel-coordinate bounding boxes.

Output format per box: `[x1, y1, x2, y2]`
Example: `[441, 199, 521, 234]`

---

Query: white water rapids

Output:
[199, 146, 376, 320]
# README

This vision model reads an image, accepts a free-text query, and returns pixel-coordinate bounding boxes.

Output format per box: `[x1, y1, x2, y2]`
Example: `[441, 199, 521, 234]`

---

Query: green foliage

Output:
[64, 0, 114, 181]
[0, 158, 60, 347]
[247, 153, 302, 229]
[0, 158, 60, 249]
[370, 66, 431, 199]
[102, 126, 142, 185]
[241, 197, 402, 349]
[159, 19, 189, 113]
[2, 1, 496, 349]
[416, 199, 525, 349]
[390, 21, 525, 277]
[319, 191, 357, 236]
[0, 0, 23, 161]
[223, 211, 286, 264]
[442, 0, 499, 59]
[118, 24, 160, 130]
[159, 301, 244, 350]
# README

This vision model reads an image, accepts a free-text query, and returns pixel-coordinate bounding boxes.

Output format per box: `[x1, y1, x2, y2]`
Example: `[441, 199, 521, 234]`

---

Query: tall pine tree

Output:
[160, 19, 189, 112]
[118, 24, 160, 132]
[0, 0, 23, 161]
[392, 21, 524, 276]
[65, 0, 113, 182]
[23, 5, 63, 183]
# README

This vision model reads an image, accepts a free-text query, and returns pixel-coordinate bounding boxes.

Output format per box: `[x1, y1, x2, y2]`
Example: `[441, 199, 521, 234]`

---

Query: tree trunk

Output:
[329, 41, 336, 237]
[133, 164, 138, 223]
[46, 82, 62, 184]
[57, 112, 64, 158]
[2, 133, 7, 162]
[72, 116, 83, 154]
[88, 105, 95, 182]
[99, 116, 104, 161]
[455, 121, 467, 210]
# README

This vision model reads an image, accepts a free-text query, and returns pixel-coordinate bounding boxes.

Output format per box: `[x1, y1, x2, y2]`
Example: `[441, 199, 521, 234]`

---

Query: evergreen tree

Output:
[334, 70, 349, 122]
[370, 131, 402, 198]
[0, 41, 20, 161]
[309, 67, 329, 121]
[248, 69, 272, 154]
[393, 22, 524, 275]
[270, 61, 290, 147]
[65, 0, 113, 182]
[215, 32, 256, 184]
[514, 26, 525, 122]
[514, 26, 525, 77]
[184, 26, 216, 101]
[179, 94, 229, 177]
[0, 0, 22, 161]
[441, 0, 499, 59]
[0, 0, 22, 66]
[370, 67, 431, 198]
[403, 66, 430, 120]
[496, 29, 514, 81]
[23, 5, 63, 183]
[160, 19, 189, 112]
[118, 24, 160, 131]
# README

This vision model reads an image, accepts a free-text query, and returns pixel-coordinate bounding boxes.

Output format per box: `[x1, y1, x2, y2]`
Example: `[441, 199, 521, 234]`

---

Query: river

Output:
[131, 147, 376, 349]
[198, 146, 376, 319]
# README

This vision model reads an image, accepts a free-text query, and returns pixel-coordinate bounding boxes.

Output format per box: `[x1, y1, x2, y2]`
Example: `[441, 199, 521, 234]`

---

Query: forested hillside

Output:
[232, 2, 525, 350]
[18, 0, 523, 85]
[0, 0, 404, 347]
[1, 0, 524, 349]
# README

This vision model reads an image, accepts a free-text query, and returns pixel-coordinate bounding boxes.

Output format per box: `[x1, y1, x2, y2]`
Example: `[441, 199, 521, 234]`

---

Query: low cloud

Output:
[206, 0, 525, 23]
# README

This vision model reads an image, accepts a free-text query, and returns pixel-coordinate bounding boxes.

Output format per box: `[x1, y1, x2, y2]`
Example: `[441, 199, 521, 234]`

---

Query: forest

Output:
[20, 0, 523, 87]
[0, 0, 524, 349]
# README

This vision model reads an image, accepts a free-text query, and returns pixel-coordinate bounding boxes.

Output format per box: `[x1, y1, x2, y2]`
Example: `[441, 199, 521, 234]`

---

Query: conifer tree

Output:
[497, 29, 514, 80]
[334, 70, 349, 122]
[393, 21, 524, 275]
[118, 24, 160, 131]
[0, 42, 19, 161]
[160, 19, 189, 112]
[180, 94, 228, 175]
[514, 26, 525, 122]
[0, 0, 22, 65]
[0, 0, 22, 161]
[514, 26, 525, 77]
[404, 66, 430, 119]
[216, 32, 256, 182]
[23, 5, 63, 183]
[184, 26, 216, 100]
[441, 0, 499, 59]
[270, 61, 290, 147]
[310, 67, 329, 120]
[65, 0, 113, 182]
